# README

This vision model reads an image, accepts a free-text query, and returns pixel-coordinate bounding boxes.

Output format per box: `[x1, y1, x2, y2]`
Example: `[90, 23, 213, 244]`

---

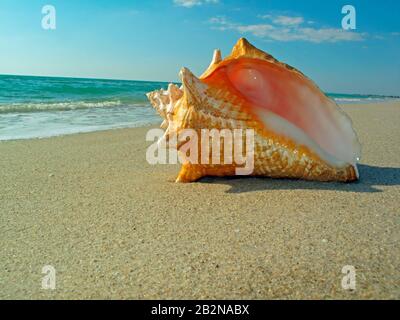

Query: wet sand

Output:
[0, 102, 399, 299]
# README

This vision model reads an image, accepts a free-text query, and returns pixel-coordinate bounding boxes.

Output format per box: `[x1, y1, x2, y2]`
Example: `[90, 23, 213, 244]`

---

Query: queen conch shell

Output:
[147, 38, 361, 183]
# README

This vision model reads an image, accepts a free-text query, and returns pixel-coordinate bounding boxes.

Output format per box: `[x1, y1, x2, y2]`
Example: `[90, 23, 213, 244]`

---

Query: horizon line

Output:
[0, 72, 177, 84]
[0, 73, 399, 97]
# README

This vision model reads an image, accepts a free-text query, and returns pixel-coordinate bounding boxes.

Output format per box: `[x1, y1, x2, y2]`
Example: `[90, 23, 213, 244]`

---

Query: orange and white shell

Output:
[147, 38, 361, 183]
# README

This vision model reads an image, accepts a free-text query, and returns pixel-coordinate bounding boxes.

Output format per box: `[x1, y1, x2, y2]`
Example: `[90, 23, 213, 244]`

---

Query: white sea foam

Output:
[0, 103, 160, 141]
[333, 97, 399, 104]
[0, 100, 149, 114]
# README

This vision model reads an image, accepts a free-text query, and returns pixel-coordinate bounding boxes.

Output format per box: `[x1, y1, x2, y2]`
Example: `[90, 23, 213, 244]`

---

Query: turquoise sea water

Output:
[0, 74, 398, 140]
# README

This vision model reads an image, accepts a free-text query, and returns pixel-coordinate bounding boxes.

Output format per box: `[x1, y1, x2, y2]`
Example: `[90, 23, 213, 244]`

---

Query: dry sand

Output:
[0, 102, 399, 299]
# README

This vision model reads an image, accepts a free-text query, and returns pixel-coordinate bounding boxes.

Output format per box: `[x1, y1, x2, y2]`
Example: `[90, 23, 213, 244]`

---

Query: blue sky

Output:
[0, 0, 399, 95]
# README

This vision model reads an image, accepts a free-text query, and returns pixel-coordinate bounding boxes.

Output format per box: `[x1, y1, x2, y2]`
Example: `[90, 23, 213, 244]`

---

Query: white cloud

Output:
[209, 16, 229, 25]
[296, 27, 365, 42]
[258, 14, 272, 20]
[236, 24, 275, 37]
[209, 14, 366, 43]
[174, 0, 219, 8]
[260, 14, 304, 26]
[372, 34, 385, 40]
[272, 15, 304, 26]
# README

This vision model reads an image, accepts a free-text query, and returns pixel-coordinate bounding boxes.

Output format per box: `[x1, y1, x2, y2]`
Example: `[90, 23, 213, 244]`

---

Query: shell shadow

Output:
[199, 164, 400, 193]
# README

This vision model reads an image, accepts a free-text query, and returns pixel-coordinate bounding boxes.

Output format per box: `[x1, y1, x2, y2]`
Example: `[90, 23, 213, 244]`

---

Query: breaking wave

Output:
[0, 100, 150, 114]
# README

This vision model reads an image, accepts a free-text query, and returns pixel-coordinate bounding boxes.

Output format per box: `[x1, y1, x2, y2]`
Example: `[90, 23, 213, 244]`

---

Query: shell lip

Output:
[199, 39, 361, 171]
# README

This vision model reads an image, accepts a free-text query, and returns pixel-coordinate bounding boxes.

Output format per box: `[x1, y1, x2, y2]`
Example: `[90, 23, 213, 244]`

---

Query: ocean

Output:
[0, 74, 397, 141]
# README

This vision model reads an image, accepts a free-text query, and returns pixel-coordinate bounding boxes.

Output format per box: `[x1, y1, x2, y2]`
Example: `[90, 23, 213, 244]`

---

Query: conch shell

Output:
[147, 38, 361, 183]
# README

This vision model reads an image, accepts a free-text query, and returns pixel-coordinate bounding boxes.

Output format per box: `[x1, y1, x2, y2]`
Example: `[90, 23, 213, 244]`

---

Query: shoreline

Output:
[0, 123, 158, 143]
[0, 101, 399, 143]
[1, 101, 399, 299]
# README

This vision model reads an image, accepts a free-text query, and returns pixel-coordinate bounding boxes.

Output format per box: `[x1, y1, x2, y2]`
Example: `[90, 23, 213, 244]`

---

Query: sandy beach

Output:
[0, 101, 399, 299]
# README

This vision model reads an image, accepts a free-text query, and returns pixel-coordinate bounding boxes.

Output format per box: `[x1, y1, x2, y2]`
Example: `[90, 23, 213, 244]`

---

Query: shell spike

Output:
[201, 49, 222, 78]
[179, 67, 198, 83]
[230, 37, 276, 61]
[179, 67, 208, 104]
[212, 49, 222, 64]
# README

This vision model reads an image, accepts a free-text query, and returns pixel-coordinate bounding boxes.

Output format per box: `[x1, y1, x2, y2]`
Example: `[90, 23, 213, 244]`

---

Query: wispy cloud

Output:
[174, 0, 219, 8]
[210, 14, 366, 43]
[272, 15, 304, 26]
